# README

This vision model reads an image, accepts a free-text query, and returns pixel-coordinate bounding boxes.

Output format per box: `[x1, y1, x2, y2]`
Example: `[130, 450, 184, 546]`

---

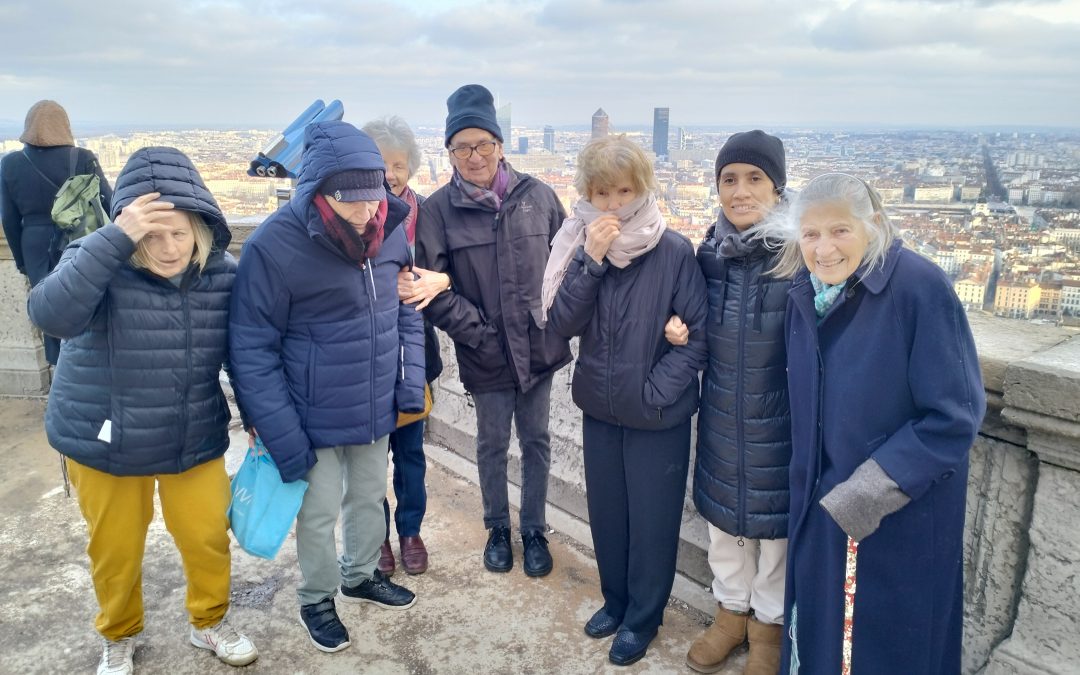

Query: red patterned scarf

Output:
[398, 185, 419, 246]
[313, 193, 387, 264]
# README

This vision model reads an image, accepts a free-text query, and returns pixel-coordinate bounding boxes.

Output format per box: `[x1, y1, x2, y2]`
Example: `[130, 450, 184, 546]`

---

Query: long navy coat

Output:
[28, 147, 233, 476]
[782, 242, 984, 674]
[229, 121, 425, 483]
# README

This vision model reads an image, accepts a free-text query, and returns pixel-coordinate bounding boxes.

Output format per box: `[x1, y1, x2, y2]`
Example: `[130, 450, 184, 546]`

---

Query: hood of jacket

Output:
[293, 121, 410, 235]
[109, 146, 231, 253]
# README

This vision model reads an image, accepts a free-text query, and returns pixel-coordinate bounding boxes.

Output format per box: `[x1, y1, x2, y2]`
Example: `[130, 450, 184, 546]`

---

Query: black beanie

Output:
[444, 84, 503, 147]
[714, 130, 786, 190]
[321, 169, 385, 202]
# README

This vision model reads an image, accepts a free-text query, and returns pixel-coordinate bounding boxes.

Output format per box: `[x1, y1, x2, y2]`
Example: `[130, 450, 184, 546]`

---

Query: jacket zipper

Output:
[181, 284, 192, 466]
[736, 261, 749, 535]
[606, 278, 617, 419]
[363, 261, 377, 443]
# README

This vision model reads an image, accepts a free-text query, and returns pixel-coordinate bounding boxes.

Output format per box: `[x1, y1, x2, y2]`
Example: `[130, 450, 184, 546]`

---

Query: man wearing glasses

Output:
[416, 84, 571, 578]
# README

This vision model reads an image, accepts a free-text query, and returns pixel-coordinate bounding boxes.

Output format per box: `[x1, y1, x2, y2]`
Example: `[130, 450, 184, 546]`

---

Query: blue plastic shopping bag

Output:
[228, 437, 308, 559]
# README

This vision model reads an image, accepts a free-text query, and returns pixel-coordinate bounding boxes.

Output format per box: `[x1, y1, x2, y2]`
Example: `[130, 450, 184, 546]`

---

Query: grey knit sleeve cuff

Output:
[819, 459, 912, 542]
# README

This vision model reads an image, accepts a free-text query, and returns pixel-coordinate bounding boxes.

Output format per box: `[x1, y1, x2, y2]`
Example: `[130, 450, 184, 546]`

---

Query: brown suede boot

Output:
[686, 606, 748, 673]
[744, 616, 782, 675]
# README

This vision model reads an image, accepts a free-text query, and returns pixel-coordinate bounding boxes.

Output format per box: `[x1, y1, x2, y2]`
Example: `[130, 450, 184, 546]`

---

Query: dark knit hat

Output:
[321, 168, 385, 202]
[714, 130, 786, 190]
[444, 84, 503, 147]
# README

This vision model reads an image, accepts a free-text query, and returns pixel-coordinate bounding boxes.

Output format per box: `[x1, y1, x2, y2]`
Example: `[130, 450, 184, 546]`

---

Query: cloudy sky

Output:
[2, 0, 1078, 131]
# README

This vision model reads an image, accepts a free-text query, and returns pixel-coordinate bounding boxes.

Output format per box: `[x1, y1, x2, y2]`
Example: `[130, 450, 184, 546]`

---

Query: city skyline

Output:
[2, 0, 1080, 131]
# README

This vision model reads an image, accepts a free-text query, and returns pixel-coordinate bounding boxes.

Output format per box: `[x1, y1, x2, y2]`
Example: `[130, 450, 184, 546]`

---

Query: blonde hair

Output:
[130, 211, 214, 274]
[573, 135, 657, 199]
[751, 173, 898, 279]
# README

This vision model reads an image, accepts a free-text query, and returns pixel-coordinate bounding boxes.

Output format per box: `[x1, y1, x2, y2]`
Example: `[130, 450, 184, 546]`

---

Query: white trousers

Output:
[707, 523, 787, 625]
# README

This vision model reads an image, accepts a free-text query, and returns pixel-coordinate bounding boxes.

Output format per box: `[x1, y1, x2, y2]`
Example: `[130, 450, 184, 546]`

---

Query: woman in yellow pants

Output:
[29, 147, 257, 675]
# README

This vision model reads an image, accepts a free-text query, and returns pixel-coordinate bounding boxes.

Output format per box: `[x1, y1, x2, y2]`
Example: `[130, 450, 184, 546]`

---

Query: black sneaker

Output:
[339, 569, 417, 610]
[522, 530, 553, 577]
[299, 599, 350, 653]
[483, 525, 513, 573]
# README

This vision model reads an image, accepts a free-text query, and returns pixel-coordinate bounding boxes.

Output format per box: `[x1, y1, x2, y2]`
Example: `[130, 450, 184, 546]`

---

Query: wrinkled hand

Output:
[584, 214, 621, 264]
[247, 427, 257, 450]
[665, 315, 688, 346]
[398, 266, 450, 310]
[114, 192, 176, 244]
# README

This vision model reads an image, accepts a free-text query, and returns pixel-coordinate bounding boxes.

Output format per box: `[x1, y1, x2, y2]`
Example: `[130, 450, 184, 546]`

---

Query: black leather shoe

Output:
[522, 530, 553, 577]
[484, 526, 513, 573]
[584, 606, 620, 639]
[608, 628, 656, 666]
[339, 569, 416, 610]
[299, 599, 350, 653]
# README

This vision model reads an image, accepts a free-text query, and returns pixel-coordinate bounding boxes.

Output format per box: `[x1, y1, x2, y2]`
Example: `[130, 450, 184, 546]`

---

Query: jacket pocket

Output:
[528, 305, 568, 372]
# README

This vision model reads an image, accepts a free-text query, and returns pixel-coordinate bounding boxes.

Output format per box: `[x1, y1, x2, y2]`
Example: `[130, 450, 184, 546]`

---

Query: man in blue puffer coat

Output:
[229, 121, 425, 654]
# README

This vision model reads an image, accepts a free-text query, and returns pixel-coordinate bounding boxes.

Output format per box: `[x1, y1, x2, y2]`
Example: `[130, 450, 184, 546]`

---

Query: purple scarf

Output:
[452, 160, 516, 212]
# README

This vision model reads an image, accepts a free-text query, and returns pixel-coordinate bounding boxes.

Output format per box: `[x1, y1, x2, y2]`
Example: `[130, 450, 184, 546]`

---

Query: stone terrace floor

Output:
[0, 398, 744, 674]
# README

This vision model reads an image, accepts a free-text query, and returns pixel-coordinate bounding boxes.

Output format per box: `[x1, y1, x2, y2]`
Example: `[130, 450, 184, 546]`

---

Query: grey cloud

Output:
[0, 0, 1077, 129]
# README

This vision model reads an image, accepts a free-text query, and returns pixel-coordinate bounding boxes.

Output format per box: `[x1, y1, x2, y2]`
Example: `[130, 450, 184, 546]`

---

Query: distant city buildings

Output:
[591, 108, 608, 139]
[4, 124, 1079, 328]
[653, 107, 669, 158]
[497, 103, 512, 150]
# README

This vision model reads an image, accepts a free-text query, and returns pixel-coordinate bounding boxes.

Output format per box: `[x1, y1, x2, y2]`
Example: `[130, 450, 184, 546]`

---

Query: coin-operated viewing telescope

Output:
[248, 99, 344, 179]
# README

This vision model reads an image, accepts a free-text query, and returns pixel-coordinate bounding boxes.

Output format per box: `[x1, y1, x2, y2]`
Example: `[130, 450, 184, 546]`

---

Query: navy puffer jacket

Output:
[229, 121, 425, 483]
[547, 231, 708, 430]
[29, 147, 234, 476]
[693, 217, 792, 539]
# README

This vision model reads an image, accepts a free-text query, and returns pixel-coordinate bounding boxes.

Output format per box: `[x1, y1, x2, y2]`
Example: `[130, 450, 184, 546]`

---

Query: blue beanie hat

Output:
[444, 84, 503, 147]
[715, 130, 787, 190]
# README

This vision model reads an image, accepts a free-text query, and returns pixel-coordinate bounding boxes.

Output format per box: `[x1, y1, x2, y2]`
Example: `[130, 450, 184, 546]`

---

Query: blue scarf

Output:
[810, 273, 846, 318]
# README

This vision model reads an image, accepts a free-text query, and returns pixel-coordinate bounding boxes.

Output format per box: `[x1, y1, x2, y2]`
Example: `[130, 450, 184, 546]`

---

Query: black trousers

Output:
[582, 414, 691, 635]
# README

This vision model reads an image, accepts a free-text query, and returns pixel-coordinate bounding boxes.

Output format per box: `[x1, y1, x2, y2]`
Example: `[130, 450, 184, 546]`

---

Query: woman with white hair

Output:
[362, 116, 446, 576]
[757, 173, 984, 674]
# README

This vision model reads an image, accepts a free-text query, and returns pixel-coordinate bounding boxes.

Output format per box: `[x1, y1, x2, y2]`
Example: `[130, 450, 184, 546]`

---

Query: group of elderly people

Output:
[10, 85, 983, 675]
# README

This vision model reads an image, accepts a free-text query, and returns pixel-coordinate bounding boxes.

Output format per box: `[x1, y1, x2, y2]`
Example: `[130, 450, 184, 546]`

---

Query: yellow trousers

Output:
[66, 456, 232, 640]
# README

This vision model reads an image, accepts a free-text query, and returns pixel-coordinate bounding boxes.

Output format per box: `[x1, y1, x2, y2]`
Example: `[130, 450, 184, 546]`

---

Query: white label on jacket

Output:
[97, 420, 112, 443]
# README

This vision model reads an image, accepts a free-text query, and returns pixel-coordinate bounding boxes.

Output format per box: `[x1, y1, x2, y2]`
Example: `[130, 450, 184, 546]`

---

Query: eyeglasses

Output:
[449, 140, 499, 160]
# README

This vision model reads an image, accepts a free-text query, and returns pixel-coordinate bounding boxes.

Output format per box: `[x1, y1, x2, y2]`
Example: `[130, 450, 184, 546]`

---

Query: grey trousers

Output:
[295, 436, 388, 606]
[471, 375, 554, 533]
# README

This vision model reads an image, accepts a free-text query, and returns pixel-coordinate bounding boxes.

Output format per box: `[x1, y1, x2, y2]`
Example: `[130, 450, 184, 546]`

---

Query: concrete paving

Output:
[0, 398, 747, 674]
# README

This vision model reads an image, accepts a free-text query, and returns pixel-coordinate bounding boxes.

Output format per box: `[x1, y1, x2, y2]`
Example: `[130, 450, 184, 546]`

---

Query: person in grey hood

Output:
[28, 147, 257, 675]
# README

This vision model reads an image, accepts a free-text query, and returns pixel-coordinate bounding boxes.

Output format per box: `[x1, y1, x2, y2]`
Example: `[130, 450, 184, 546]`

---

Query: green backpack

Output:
[22, 148, 109, 252]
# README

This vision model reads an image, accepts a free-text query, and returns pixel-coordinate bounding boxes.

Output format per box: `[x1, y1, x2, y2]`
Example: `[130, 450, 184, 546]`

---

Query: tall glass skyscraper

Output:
[592, 108, 609, 139]
[653, 107, 669, 157]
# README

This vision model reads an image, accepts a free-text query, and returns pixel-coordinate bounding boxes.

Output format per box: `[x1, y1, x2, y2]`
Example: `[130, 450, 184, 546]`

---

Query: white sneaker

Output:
[189, 617, 258, 666]
[97, 637, 134, 675]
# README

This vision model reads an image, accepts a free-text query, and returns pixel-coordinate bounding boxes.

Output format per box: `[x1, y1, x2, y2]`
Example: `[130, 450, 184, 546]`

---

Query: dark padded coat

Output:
[546, 232, 708, 430]
[229, 121, 425, 483]
[1, 145, 113, 283]
[416, 167, 571, 394]
[28, 147, 233, 476]
[693, 218, 793, 539]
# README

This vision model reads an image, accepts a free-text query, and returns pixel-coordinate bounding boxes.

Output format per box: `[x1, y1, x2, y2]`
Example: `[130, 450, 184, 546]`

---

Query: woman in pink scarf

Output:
[543, 136, 708, 667]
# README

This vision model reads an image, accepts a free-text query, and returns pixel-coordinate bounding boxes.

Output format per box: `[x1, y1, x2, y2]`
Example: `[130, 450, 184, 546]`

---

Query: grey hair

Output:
[361, 115, 421, 178]
[750, 172, 898, 279]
